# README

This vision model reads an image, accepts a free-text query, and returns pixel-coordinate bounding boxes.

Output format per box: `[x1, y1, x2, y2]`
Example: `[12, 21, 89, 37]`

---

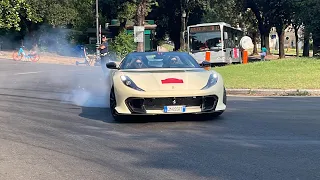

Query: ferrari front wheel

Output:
[202, 110, 224, 120]
[212, 111, 224, 117]
[110, 87, 124, 122]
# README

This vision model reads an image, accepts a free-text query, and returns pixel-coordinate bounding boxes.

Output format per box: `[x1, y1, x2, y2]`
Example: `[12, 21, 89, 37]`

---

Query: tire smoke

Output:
[0, 25, 114, 109]
[60, 67, 111, 108]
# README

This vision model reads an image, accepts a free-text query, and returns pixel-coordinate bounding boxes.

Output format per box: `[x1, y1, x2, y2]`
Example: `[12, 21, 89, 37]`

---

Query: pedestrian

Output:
[98, 35, 109, 76]
[261, 46, 267, 61]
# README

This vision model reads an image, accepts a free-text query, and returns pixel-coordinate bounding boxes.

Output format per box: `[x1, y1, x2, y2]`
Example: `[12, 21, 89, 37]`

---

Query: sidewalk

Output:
[227, 89, 320, 96]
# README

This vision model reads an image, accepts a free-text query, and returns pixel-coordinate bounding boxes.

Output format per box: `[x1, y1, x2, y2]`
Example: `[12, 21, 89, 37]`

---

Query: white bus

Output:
[187, 22, 245, 64]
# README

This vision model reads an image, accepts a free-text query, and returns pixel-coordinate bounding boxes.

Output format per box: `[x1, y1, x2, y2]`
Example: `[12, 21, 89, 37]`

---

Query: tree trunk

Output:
[135, 0, 147, 52]
[294, 27, 299, 57]
[313, 34, 320, 57]
[180, 15, 186, 51]
[260, 33, 265, 50]
[264, 32, 271, 55]
[303, 29, 310, 57]
[174, 36, 181, 51]
[180, 0, 186, 52]
[277, 28, 285, 59]
[119, 19, 127, 32]
[184, 13, 189, 51]
[252, 32, 258, 55]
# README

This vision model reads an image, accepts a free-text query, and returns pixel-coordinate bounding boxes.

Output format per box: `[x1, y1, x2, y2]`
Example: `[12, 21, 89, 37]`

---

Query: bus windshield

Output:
[189, 31, 222, 52]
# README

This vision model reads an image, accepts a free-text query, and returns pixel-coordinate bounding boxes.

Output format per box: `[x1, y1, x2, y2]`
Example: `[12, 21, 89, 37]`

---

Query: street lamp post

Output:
[96, 0, 100, 56]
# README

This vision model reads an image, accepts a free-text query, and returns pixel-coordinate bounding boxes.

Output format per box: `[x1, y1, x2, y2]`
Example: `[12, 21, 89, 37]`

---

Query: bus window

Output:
[223, 26, 236, 49]
[189, 26, 222, 52]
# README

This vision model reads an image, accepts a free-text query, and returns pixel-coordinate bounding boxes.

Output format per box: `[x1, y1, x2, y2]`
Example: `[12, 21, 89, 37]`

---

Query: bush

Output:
[109, 30, 137, 59]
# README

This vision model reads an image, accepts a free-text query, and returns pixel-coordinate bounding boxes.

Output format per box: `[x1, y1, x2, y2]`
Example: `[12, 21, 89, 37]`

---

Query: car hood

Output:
[118, 68, 214, 91]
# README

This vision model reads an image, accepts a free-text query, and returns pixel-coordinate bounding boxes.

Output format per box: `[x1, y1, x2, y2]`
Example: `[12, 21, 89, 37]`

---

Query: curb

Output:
[226, 89, 320, 96]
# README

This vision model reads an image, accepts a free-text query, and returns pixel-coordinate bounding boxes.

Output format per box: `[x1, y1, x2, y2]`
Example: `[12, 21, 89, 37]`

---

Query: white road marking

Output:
[13, 69, 91, 76]
[14, 71, 43, 75]
[227, 95, 320, 98]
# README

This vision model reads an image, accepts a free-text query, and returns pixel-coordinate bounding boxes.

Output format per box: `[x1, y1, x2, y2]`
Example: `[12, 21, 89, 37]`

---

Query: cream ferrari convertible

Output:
[106, 51, 227, 121]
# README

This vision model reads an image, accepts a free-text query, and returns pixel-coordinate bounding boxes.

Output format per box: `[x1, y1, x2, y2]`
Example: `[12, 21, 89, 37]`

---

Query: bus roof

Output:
[187, 22, 232, 28]
[187, 22, 243, 31]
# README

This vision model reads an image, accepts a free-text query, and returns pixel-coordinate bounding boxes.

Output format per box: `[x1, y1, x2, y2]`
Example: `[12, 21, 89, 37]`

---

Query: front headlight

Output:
[201, 73, 218, 90]
[120, 75, 145, 91]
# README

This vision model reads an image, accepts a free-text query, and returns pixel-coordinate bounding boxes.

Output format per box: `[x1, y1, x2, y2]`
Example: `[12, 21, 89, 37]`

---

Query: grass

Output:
[214, 57, 320, 89]
[270, 48, 313, 56]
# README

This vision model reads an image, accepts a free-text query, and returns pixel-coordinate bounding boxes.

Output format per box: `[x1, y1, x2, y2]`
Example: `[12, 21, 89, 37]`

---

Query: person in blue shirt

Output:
[98, 35, 109, 75]
[261, 46, 267, 61]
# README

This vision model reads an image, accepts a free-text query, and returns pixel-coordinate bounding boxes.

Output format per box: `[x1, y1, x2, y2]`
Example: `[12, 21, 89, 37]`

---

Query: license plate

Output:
[164, 105, 186, 113]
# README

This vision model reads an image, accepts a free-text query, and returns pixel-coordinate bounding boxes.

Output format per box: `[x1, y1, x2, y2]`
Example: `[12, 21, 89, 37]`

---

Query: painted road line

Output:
[14, 71, 43, 75]
[13, 69, 92, 76]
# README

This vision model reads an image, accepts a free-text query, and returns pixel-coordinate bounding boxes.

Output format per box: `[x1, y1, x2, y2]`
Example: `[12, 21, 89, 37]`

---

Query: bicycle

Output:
[12, 46, 40, 62]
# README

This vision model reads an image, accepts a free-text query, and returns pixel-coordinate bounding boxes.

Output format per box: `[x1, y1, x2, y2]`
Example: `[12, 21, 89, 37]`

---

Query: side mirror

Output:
[106, 62, 118, 69]
[224, 32, 228, 40]
[200, 61, 211, 68]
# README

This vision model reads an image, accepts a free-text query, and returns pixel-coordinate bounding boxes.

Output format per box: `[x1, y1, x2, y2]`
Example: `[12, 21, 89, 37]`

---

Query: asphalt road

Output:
[0, 59, 320, 180]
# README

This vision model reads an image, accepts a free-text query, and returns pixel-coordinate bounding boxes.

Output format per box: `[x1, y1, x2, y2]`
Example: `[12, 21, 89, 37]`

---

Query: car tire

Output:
[223, 86, 227, 105]
[110, 86, 125, 122]
[212, 111, 224, 117]
[202, 110, 224, 120]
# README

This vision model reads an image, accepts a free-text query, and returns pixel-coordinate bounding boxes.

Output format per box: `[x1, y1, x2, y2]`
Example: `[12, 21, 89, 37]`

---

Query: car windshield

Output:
[119, 52, 201, 69]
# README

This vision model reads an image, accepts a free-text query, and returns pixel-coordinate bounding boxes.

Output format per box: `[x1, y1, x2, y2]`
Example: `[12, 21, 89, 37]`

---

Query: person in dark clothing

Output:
[98, 35, 109, 76]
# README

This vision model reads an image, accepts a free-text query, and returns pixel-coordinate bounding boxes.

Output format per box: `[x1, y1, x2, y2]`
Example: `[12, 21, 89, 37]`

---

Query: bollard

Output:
[205, 51, 210, 70]
[205, 51, 210, 61]
[242, 50, 248, 64]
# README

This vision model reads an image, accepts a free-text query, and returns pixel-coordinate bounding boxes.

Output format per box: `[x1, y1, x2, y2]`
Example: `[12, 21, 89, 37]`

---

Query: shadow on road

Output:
[107, 97, 320, 180]
[79, 107, 113, 123]
[79, 107, 224, 124]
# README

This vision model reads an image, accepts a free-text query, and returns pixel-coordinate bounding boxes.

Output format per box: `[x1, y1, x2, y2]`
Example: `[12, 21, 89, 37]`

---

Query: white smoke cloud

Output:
[0, 24, 114, 109]
[60, 69, 111, 108]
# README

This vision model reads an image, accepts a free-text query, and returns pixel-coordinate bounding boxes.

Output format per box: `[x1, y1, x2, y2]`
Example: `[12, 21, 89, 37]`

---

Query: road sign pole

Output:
[134, 26, 145, 51]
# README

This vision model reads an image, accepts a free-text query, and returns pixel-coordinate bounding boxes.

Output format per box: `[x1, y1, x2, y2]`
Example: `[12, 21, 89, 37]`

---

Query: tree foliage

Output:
[1, 0, 320, 57]
[202, 0, 241, 27]
[0, 0, 43, 30]
[109, 30, 136, 58]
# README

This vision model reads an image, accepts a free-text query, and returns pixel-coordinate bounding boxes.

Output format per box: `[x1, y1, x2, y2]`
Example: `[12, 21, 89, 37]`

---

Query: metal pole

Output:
[183, 15, 186, 50]
[96, 0, 100, 56]
[99, 24, 102, 44]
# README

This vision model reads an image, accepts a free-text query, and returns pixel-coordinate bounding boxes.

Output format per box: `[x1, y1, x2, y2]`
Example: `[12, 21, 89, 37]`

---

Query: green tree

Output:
[151, 0, 206, 50]
[109, 30, 136, 58]
[0, 0, 43, 31]
[242, 0, 273, 54]
[202, 0, 242, 26]
[241, 9, 259, 55]
[290, 0, 303, 57]
[300, 0, 320, 57]
[134, 0, 158, 52]
[269, 0, 294, 59]
[117, 1, 137, 30]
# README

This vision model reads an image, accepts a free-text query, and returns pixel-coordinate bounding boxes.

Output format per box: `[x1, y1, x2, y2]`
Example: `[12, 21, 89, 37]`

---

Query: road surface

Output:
[0, 59, 320, 180]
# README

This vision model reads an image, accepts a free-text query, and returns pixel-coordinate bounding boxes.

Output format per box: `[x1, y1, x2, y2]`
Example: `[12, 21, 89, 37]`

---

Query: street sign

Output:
[134, 26, 145, 43]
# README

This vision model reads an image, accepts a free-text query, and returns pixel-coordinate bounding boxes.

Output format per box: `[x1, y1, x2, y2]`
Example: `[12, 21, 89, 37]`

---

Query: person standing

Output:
[261, 46, 267, 61]
[98, 35, 109, 75]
